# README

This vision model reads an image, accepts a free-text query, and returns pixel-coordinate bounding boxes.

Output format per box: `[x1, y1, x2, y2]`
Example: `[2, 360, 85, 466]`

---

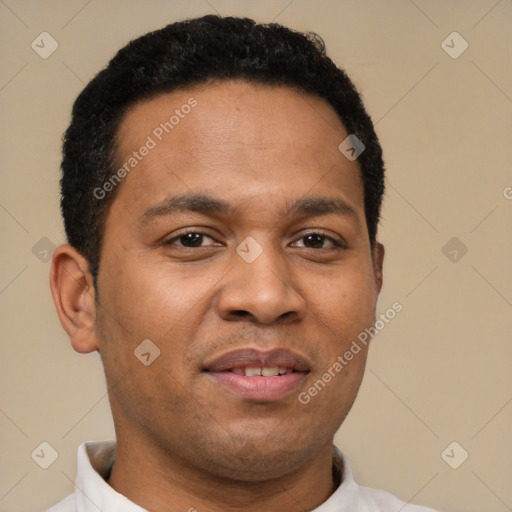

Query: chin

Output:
[195, 430, 320, 482]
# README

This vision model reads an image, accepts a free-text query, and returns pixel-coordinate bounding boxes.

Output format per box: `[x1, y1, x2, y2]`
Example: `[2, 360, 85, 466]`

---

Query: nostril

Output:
[233, 310, 251, 317]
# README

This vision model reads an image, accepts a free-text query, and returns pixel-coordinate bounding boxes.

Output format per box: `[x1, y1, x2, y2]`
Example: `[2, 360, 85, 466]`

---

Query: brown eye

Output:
[304, 234, 326, 248]
[178, 233, 204, 247]
[293, 233, 339, 249]
[166, 232, 218, 248]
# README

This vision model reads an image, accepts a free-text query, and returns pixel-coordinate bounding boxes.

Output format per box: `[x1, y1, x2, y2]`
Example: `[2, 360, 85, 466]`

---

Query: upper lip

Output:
[203, 348, 311, 373]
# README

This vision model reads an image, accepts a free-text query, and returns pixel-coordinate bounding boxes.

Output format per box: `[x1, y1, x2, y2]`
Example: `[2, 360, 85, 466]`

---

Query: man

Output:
[49, 14, 440, 512]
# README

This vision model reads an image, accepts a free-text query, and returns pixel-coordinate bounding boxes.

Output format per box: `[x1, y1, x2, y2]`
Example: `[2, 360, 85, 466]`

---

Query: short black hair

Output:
[61, 14, 385, 282]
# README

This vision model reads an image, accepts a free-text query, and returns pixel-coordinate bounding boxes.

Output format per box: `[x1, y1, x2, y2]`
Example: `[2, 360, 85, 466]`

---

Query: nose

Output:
[216, 244, 306, 325]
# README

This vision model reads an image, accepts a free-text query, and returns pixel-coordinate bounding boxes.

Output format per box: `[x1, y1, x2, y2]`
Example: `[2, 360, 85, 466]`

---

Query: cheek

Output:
[309, 262, 378, 334]
[97, 252, 227, 352]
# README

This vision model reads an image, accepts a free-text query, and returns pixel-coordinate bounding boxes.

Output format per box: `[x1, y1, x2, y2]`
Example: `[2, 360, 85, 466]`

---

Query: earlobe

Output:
[373, 242, 385, 294]
[50, 244, 99, 353]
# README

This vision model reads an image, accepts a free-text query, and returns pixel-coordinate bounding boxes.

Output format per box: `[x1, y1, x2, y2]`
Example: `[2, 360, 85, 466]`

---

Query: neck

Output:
[107, 434, 339, 512]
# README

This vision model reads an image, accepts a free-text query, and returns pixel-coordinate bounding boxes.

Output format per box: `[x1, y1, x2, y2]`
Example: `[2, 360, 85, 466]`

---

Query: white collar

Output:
[65, 440, 434, 512]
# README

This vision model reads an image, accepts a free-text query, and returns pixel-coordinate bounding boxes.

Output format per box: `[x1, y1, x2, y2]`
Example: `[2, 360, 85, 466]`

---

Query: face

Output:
[94, 80, 383, 481]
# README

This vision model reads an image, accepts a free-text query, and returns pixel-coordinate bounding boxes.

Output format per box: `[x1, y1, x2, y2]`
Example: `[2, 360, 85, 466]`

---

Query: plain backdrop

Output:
[1, 1, 511, 511]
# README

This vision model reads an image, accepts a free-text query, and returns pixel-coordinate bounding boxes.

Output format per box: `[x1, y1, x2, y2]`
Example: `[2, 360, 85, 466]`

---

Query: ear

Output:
[372, 242, 385, 294]
[50, 244, 99, 353]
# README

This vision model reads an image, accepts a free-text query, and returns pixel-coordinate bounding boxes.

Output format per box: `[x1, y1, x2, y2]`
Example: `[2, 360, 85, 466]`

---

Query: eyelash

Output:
[164, 230, 344, 249]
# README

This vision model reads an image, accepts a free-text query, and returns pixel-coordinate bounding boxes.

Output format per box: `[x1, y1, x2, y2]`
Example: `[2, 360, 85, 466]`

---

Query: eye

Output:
[165, 231, 220, 248]
[292, 233, 342, 249]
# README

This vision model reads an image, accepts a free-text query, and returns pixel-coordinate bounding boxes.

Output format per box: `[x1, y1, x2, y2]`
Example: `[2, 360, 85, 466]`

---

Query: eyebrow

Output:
[138, 193, 232, 224]
[138, 192, 359, 225]
[286, 196, 358, 223]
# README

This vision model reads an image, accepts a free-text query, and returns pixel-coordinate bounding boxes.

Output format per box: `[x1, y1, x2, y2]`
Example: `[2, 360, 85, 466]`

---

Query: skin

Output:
[51, 79, 384, 512]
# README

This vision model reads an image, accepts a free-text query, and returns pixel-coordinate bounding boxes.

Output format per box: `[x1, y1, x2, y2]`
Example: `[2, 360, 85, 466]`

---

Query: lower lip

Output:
[206, 372, 306, 401]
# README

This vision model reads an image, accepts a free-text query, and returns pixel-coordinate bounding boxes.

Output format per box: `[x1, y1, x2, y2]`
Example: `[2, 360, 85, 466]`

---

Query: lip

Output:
[203, 348, 310, 402]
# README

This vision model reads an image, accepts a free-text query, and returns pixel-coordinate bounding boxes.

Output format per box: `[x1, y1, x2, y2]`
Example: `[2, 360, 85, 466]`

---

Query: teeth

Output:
[261, 367, 279, 377]
[239, 366, 289, 377]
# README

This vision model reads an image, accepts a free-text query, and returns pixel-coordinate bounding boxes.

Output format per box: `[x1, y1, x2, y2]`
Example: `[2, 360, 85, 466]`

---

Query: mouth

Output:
[203, 348, 311, 402]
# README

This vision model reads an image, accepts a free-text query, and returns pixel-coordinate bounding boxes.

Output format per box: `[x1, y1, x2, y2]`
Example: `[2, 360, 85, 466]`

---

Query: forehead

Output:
[110, 79, 364, 220]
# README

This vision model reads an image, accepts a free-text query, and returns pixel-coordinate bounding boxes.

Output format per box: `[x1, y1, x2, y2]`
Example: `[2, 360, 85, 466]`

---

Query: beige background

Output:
[1, 1, 511, 511]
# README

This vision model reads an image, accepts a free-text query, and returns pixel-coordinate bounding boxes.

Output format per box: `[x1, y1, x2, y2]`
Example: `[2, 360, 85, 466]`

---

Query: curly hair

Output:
[61, 15, 385, 282]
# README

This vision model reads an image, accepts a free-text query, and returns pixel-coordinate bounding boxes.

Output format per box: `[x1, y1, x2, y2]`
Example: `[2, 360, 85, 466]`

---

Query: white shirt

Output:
[46, 441, 440, 512]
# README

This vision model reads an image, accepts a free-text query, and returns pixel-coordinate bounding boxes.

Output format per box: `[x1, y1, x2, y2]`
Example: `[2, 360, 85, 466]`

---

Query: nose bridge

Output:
[236, 238, 292, 299]
[217, 237, 305, 324]
[243, 242, 287, 289]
